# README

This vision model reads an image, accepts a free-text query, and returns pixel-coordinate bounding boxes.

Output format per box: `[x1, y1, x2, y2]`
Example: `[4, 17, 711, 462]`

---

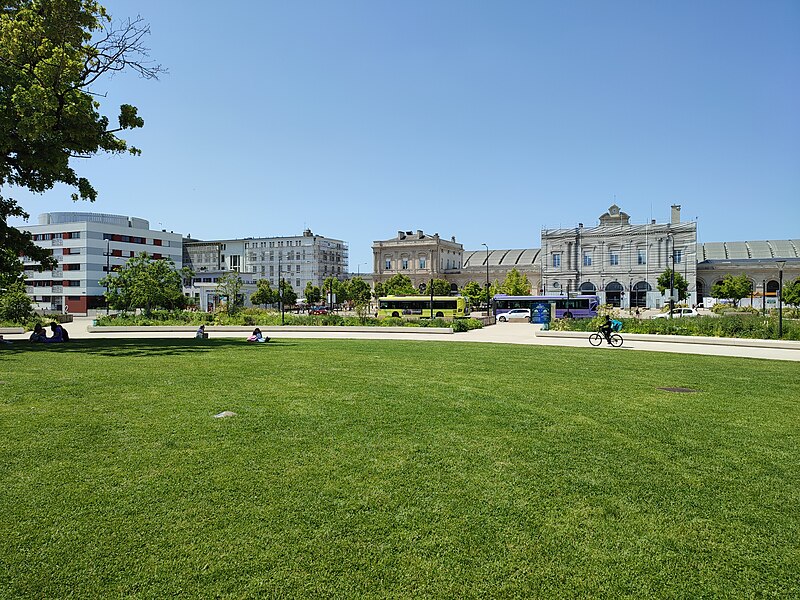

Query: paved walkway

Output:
[5, 318, 799, 362]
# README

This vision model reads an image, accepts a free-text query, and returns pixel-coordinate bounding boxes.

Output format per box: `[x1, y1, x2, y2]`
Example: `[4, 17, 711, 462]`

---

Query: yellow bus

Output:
[377, 295, 469, 319]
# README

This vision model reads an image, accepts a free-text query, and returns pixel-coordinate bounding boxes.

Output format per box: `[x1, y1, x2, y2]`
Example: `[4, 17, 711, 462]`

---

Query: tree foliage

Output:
[303, 281, 321, 304]
[499, 268, 531, 295]
[100, 253, 184, 314]
[429, 278, 451, 296]
[782, 278, 800, 307]
[0, 281, 33, 323]
[251, 279, 277, 307]
[346, 277, 371, 304]
[461, 281, 486, 308]
[711, 274, 752, 307]
[656, 268, 689, 302]
[381, 274, 415, 296]
[0, 1, 163, 278]
[279, 278, 297, 307]
[216, 272, 243, 315]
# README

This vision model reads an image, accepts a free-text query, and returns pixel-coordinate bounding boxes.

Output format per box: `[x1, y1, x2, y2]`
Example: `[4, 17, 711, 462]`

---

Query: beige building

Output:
[372, 230, 464, 289]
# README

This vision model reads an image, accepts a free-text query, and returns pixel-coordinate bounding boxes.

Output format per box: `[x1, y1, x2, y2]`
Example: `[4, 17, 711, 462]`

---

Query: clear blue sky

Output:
[10, 0, 800, 271]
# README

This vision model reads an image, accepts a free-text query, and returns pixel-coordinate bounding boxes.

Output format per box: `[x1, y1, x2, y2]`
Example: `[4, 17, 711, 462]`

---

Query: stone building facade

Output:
[372, 230, 464, 289]
[540, 204, 698, 308]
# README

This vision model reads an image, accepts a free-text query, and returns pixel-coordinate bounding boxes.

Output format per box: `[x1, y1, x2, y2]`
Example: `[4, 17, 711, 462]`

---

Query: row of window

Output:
[244, 240, 304, 249]
[27, 280, 82, 287]
[32, 231, 81, 241]
[385, 257, 428, 270]
[553, 249, 683, 268]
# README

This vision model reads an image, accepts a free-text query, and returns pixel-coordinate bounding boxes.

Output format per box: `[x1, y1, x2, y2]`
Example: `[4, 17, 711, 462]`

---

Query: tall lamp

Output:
[481, 244, 490, 318]
[777, 260, 785, 338]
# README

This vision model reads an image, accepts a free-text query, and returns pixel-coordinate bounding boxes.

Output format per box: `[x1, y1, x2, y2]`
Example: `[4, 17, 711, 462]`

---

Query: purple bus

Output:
[492, 295, 600, 319]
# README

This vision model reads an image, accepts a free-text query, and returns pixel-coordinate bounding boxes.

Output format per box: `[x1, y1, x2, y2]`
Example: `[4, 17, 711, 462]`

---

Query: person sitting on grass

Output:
[196, 325, 208, 339]
[29, 324, 47, 342]
[247, 328, 269, 343]
[45, 322, 68, 343]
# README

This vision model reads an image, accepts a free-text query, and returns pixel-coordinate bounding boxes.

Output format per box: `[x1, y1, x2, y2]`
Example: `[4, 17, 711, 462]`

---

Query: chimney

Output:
[451, 236, 456, 242]
[651, 219, 656, 225]
[398, 230, 406, 240]
[417, 229, 423, 238]
[671, 204, 681, 224]
[578, 223, 583, 228]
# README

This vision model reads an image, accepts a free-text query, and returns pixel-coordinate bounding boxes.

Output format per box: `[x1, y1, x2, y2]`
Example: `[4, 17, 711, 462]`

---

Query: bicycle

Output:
[589, 331, 623, 347]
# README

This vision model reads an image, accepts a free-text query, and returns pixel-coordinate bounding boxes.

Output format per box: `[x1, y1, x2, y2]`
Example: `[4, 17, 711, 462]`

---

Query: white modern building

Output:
[18, 212, 183, 313]
[183, 229, 348, 307]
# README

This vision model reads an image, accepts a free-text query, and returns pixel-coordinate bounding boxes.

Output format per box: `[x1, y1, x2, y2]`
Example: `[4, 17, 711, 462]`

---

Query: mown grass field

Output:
[1, 339, 798, 598]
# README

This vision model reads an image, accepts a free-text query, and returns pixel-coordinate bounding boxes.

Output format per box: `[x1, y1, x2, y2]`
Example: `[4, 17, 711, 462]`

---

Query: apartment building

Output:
[18, 212, 183, 313]
[183, 229, 348, 304]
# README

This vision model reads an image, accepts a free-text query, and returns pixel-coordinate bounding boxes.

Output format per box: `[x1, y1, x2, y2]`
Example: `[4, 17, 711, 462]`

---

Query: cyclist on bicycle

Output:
[599, 315, 613, 345]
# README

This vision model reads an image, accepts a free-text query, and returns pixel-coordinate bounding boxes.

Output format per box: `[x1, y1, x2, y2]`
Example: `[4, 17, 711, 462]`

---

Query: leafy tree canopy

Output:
[216, 272, 243, 315]
[381, 274, 415, 296]
[429, 278, 451, 296]
[779, 278, 800, 308]
[279, 278, 297, 307]
[656, 268, 689, 302]
[499, 268, 531, 296]
[100, 253, 185, 315]
[461, 281, 485, 308]
[1, 0, 163, 277]
[0, 281, 32, 323]
[711, 274, 752, 307]
[303, 281, 321, 304]
[252, 279, 277, 307]
[346, 277, 371, 304]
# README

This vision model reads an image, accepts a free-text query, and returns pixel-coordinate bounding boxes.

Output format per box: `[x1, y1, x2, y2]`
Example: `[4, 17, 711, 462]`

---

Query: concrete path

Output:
[5, 318, 800, 362]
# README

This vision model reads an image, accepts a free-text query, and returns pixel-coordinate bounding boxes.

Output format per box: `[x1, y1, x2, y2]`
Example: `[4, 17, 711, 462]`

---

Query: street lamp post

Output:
[104, 239, 111, 315]
[278, 250, 284, 325]
[777, 261, 785, 338]
[667, 233, 675, 318]
[482, 243, 490, 318]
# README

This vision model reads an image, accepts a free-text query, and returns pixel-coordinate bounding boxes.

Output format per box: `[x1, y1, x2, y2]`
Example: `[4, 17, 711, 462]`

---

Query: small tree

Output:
[461, 281, 485, 308]
[304, 282, 322, 304]
[430, 278, 452, 296]
[779, 278, 800, 307]
[382, 274, 415, 296]
[711, 274, 752, 307]
[323, 277, 343, 305]
[251, 279, 277, 308]
[656, 268, 689, 302]
[100, 254, 185, 315]
[280, 279, 298, 307]
[348, 277, 372, 323]
[498, 268, 530, 295]
[0, 282, 34, 323]
[216, 272, 244, 315]
[373, 282, 385, 300]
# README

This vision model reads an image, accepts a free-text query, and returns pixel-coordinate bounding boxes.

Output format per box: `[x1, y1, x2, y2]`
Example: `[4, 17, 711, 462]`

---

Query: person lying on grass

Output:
[247, 328, 269, 343]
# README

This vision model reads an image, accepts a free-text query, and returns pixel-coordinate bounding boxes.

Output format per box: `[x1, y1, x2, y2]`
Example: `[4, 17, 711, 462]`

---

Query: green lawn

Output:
[1, 339, 798, 598]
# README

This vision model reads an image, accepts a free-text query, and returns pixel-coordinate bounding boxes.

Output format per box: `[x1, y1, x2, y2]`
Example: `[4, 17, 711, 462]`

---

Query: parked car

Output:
[497, 308, 531, 322]
[652, 308, 699, 319]
[310, 306, 328, 315]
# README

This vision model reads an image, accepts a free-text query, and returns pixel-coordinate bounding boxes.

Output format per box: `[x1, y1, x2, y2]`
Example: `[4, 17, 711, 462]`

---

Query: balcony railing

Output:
[52, 285, 63, 293]
[25, 286, 34, 294]
[51, 238, 63, 246]
[51, 269, 63, 277]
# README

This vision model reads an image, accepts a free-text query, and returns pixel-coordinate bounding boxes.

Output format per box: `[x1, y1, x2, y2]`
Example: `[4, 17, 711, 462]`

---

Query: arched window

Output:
[766, 280, 779, 294]
[605, 281, 623, 307]
[696, 279, 705, 298]
[631, 281, 651, 308]
[579, 282, 596, 292]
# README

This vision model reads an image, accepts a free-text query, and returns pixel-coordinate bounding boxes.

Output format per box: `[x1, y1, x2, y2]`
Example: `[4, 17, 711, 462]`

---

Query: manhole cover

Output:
[657, 387, 698, 393]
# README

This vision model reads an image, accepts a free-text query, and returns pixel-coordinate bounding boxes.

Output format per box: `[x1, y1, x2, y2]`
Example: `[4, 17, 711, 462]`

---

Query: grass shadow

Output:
[0, 338, 297, 357]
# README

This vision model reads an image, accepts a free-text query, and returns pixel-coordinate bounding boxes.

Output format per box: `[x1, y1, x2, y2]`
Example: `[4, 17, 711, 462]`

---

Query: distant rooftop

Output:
[38, 212, 150, 229]
[699, 240, 800, 262]
[463, 248, 541, 269]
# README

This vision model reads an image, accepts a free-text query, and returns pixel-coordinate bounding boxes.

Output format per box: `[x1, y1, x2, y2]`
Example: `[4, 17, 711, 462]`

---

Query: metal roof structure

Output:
[463, 248, 541, 269]
[699, 240, 800, 262]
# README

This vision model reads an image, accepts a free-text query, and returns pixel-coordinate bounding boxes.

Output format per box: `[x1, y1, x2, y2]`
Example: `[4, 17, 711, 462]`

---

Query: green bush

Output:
[555, 314, 800, 341]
